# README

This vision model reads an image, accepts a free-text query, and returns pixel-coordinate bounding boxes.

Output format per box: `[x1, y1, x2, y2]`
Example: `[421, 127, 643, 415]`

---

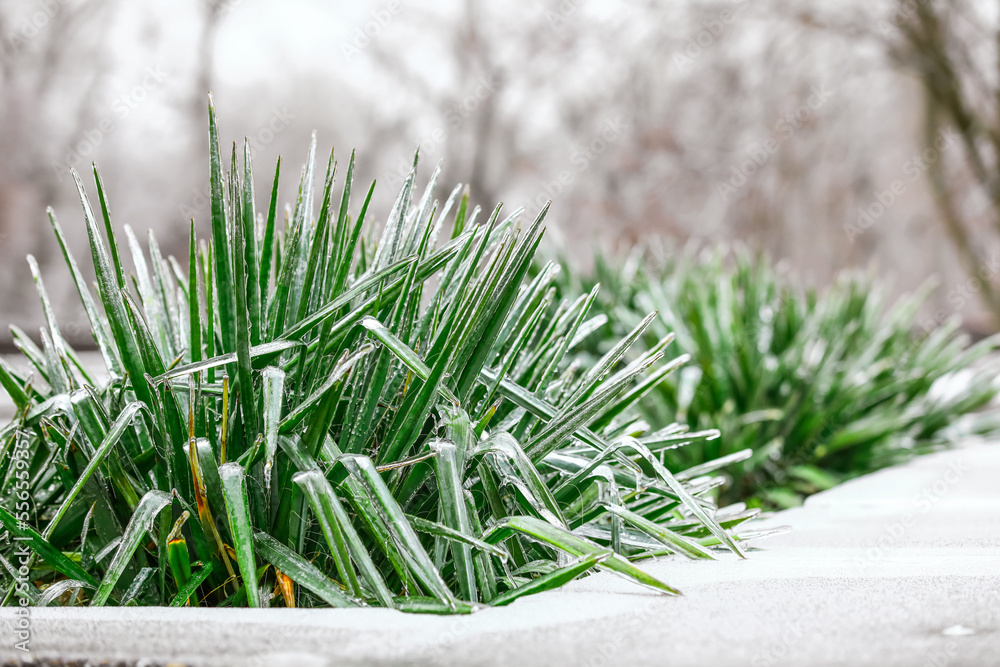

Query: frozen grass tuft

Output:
[0, 101, 754, 611]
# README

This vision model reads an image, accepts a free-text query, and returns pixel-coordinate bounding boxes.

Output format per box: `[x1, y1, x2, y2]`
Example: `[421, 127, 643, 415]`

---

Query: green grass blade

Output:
[524, 353, 662, 461]
[0, 357, 29, 411]
[71, 168, 152, 407]
[492, 553, 607, 607]
[293, 469, 380, 603]
[261, 367, 285, 491]
[339, 455, 457, 608]
[219, 462, 261, 607]
[168, 562, 214, 607]
[208, 96, 236, 354]
[0, 506, 98, 587]
[188, 220, 202, 365]
[232, 168, 260, 444]
[281, 257, 416, 341]
[92, 165, 127, 291]
[91, 490, 172, 606]
[601, 503, 714, 560]
[253, 531, 358, 608]
[241, 140, 262, 345]
[259, 157, 280, 305]
[46, 208, 121, 375]
[483, 515, 680, 596]
[42, 402, 149, 539]
[429, 440, 476, 601]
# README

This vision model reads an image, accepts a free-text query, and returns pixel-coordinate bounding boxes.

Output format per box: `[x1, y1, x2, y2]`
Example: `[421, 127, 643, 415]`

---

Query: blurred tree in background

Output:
[884, 0, 1000, 327]
[0, 0, 998, 343]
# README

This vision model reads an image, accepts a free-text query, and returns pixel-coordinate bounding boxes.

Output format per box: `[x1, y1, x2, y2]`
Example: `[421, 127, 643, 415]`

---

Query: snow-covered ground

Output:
[1, 442, 997, 666]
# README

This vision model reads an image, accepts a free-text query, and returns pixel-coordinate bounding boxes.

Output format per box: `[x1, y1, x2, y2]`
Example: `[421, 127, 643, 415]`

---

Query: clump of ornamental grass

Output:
[558, 244, 1000, 508]
[0, 101, 759, 612]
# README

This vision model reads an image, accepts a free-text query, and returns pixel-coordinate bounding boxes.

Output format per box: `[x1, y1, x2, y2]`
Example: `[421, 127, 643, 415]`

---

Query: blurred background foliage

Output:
[555, 245, 1000, 507]
[3, 0, 1000, 345]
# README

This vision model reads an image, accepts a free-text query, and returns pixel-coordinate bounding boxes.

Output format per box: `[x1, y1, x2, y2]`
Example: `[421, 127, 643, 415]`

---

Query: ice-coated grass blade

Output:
[0, 506, 98, 587]
[601, 503, 714, 560]
[71, 168, 152, 407]
[406, 515, 509, 561]
[676, 449, 753, 481]
[232, 156, 260, 445]
[279, 344, 372, 434]
[188, 219, 202, 365]
[169, 562, 214, 607]
[473, 432, 566, 526]
[208, 96, 236, 354]
[254, 531, 358, 608]
[429, 440, 476, 601]
[154, 340, 299, 383]
[491, 553, 607, 607]
[241, 139, 262, 346]
[37, 579, 95, 607]
[361, 316, 459, 406]
[91, 490, 172, 606]
[123, 226, 166, 360]
[42, 402, 149, 539]
[27, 255, 68, 383]
[219, 463, 260, 607]
[122, 567, 159, 605]
[293, 468, 393, 606]
[46, 208, 121, 374]
[339, 455, 457, 608]
[261, 367, 285, 491]
[621, 437, 744, 558]
[483, 515, 681, 596]
[524, 353, 663, 461]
